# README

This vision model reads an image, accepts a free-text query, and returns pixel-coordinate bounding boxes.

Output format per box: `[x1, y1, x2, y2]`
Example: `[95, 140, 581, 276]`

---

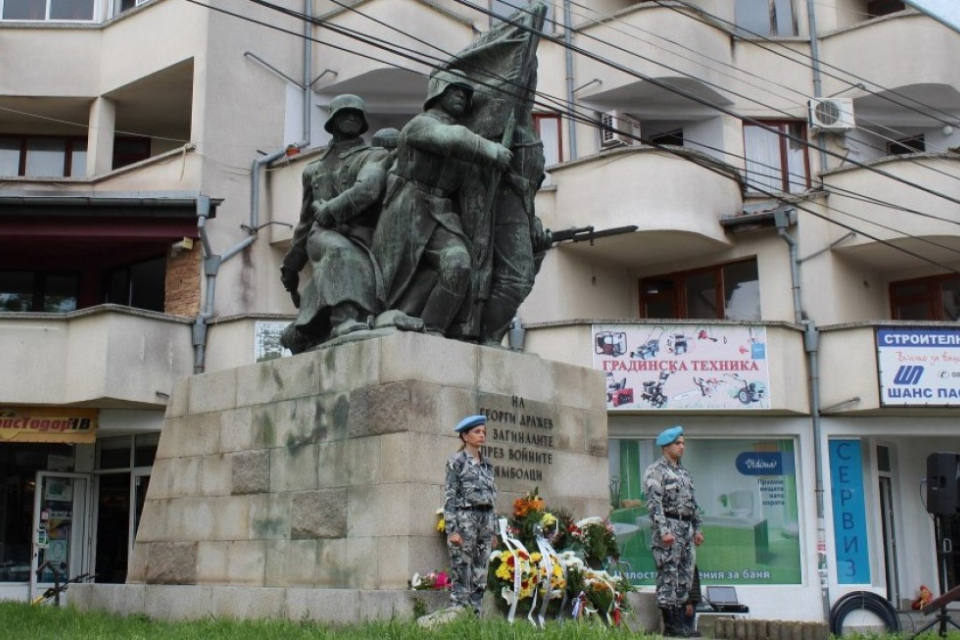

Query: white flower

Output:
[576, 516, 605, 528]
[410, 573, 422, 588]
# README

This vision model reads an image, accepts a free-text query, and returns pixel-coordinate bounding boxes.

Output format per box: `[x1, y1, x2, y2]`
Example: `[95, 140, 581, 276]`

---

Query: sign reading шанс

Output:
[877, 327, 960, 406]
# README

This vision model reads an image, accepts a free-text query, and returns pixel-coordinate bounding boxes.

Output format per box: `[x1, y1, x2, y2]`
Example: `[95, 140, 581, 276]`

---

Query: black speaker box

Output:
[927, 452, 960, 516]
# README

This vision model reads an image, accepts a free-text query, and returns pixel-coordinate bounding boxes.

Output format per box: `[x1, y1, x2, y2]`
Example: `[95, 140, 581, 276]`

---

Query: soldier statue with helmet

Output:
[371, 70, 514, 337]
[279, 94, 393, 353]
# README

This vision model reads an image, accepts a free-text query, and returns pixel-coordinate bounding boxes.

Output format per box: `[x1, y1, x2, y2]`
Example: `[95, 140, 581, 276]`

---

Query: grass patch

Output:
[0, 601, 640, 640]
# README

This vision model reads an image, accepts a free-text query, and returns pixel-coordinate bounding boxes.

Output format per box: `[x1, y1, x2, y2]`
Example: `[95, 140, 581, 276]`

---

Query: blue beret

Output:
[656, 425, 683, 447]
[455, 415, 487, 433]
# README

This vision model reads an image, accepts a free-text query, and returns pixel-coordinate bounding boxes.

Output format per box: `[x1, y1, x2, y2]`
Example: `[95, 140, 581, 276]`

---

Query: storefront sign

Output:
[829, 440, 870, 584]
[592, 324, 771, 410]
[877, 327, 960, 406]
[0, 407, 97, 444]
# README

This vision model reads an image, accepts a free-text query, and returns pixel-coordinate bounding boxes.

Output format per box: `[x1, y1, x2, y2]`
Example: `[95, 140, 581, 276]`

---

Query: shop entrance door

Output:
[877, 444, 900, 605]
[30, 473, 90, 602]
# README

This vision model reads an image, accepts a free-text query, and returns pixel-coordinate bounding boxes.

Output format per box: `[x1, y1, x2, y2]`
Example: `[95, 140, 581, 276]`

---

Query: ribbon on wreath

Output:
[498, 517, 533, 625]
[533, 528, 565, 628]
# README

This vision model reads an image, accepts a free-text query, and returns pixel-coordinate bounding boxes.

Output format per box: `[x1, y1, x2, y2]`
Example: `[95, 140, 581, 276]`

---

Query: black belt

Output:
[665, 511, 692, 522]
[459, 505, 493, 512]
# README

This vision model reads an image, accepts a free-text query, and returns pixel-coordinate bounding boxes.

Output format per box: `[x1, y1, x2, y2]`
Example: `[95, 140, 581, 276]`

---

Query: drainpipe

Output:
[775, 207, 830, 619]
[192, 2, 314, 373]
[806, 0, 829, 180]
[775, 208, 803, 326]
[563, 0, 578, 160]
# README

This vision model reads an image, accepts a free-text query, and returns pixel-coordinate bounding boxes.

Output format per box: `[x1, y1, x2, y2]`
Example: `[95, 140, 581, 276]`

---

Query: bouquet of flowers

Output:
[409, 570, 452, 590]
[570, 516, 620, 569]
[487, 489, 633, 626]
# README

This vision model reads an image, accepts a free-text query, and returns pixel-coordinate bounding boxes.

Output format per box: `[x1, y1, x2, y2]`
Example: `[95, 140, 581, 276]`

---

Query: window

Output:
[0, 271, 79, 312]
[1, 0, 95, 21]
[609, 437, 800, 586]
[533, 113, 562, 167]
[104, 256, 166, 312]
[743, 121, 810, 194]
[0, 136, 86, 178]
[0, 135, 150, 177]
[735, 0, 797, 36]
[650, 129, 684, 147]
[116, 0, 148, 14]
[890, 275, 960, 321]
[640, 259, 761, 320]
[868, 0, 906, 17]
[887, 135, 924, 156]
[112, 136, 151, 169]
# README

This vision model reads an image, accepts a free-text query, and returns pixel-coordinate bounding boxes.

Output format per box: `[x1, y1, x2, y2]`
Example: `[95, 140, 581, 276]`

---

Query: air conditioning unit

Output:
[808, 98, 855, 133]
[600, 110, 641, 147]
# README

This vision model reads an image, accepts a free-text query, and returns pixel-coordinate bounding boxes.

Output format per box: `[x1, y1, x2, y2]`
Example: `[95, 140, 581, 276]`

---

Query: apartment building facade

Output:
[3, 0, 959, 623]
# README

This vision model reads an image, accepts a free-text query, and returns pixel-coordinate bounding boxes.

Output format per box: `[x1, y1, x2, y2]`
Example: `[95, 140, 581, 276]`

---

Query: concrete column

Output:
[86, 97, 116, 177]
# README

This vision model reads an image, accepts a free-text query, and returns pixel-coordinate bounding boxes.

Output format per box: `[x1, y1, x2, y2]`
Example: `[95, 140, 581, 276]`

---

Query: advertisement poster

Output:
[592, 324, 771, 410]
[877, 327, 960, 406]
[610, 438, 801, 586]
[254, 321, 292, 362]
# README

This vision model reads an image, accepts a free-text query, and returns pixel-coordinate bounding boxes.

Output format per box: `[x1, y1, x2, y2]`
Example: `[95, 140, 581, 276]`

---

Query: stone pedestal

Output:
[127, 332, 610, 594]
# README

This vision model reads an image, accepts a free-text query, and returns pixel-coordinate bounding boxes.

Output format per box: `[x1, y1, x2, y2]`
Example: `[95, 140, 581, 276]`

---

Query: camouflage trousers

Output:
[651, 519, 696, 608]
[448, 509, 496, 611]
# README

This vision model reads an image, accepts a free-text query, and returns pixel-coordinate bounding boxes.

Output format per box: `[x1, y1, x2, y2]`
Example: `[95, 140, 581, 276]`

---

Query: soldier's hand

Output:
[661, 532, 675, 547]
[280, 266, 301, 308]
[694, 531, 704, 547]
[448, 533, 463, 547]
[531, 217, 550, 252]
[493, 145, 513, 172]
[311, 201, 335, 228]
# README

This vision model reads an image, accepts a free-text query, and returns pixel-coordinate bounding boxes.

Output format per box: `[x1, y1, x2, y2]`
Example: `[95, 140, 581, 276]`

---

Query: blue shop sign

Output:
[735, 451, 791, 475]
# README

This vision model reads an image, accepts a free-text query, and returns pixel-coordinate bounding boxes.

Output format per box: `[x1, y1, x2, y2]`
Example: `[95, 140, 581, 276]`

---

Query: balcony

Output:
[0, 306, 193, 407]
[819, 322, 960, 415]
[312, 0, 476, 113]
[822, 154, 960, 270]
[522, 321, 808, 414]
[574, 2, 735, 107]
[820, 12, 960, 103]
[545, 146, 741, 268]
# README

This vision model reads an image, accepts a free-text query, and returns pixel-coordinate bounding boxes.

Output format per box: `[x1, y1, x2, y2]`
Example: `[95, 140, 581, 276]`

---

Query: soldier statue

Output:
[279, 94, 392, 353]
[371, 70, 513, 337]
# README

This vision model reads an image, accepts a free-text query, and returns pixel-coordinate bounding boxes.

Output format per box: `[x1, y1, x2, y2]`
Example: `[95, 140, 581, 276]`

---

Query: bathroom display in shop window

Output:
[609, 438, 801, 586]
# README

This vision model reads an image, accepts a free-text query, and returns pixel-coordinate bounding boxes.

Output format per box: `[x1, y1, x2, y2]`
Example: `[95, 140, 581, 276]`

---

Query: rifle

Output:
[547, 225, 639, 247]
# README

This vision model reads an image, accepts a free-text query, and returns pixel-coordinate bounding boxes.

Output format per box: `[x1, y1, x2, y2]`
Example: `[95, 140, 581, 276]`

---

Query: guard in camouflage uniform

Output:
[444, 414, 498, 613]
[644, 425, 705, 637]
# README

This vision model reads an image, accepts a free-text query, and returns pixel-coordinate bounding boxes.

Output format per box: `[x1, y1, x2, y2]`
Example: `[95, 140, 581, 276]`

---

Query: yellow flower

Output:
[541, 512, 557, 527]
[530, 552, 542, 563]
[437, 518, 445, 533]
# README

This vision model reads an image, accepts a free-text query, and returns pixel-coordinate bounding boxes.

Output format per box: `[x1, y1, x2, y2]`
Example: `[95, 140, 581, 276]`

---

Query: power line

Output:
[659, 0, 960, 129]
[236, 0, 960, 272]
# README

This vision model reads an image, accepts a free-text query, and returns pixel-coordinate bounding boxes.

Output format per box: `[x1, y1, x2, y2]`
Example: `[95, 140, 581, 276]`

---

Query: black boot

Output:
[682, 606, 701, 637]
[662, 606, 689, 637]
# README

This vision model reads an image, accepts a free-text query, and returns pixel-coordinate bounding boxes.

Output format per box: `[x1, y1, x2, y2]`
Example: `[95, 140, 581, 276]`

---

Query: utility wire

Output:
[555, 0, 960, 164]
[658, 0, 960, 129]
[228, 0, 960, 272]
